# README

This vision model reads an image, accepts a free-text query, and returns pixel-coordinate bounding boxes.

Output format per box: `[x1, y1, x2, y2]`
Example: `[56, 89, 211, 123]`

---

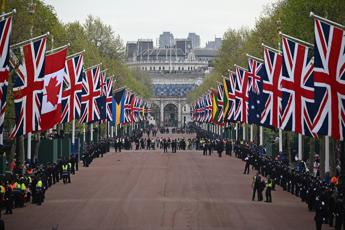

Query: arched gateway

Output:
[164, 104, 178, 127]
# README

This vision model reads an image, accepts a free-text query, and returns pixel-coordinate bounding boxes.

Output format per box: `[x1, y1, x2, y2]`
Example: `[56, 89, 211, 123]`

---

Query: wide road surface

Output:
[4, 133, 330, 230]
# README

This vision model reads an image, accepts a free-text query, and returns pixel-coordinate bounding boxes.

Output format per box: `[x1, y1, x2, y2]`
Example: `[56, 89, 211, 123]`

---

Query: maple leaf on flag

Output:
[45, 76, 61, 105]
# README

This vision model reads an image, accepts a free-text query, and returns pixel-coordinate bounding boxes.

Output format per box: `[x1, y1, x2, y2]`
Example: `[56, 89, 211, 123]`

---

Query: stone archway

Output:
[164, 103, 178, 127]
[150, 103, 160, 126]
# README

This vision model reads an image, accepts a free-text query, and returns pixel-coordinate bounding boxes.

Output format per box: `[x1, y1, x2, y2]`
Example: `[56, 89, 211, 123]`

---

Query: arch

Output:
[163, 103, 178, 127]
[150, 103, 160, 127]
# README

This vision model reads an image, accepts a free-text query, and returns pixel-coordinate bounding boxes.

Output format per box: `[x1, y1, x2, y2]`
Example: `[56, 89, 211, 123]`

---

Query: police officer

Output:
[62, 163, 69, 184]
[265, 175, 273, 202]
[36, 177, 44, 205]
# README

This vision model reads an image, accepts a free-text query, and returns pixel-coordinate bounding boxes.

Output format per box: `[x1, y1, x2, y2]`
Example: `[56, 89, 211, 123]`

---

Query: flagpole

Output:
[46, 43, 70, 54]
[242, 124, 246, 141]
[250, 124, 253, 142]
[325, 136, 330, 173]
[90, 123, 93, 142]
[83, 124, 86, 142]
[298, 133, 303, 160]
[279, 129, 283, 152]
[72, 119, 75, 154]
[10, 32, 50, 49]
[260, 126, 263, 145]
[27, 133, 31, 160]
[115, 124, 118, 136]
[66, 50, 85, 59]
[0, 9, 16, 19]
[235, 123, 238, 141]
[310, 12, 345, 29]
[111, 125, 114, 138]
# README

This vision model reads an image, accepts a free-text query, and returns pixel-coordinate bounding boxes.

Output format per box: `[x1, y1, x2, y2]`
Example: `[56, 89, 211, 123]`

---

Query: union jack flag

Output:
[9, 36, 47, 137]
[79, 65, 102, 123]
[261, 47, 282, 128]
[247, 57, 265, 125]
[0, 16, 12, 134]
[196, 98, 202, 122]
[234, 66, 250, 123]
[132, 97, 140, 123]
[61, 54, 84, 123]
[311, 17, 345, 140]
[216, 83, 224, 124]
[226, 72, 236, 122]
[123, 90, 133, 124]
[280, 35, 315, 137]
[105, 79, 113, 122]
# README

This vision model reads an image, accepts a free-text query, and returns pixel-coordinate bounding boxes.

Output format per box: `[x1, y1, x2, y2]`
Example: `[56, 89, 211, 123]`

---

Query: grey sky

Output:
[43, 0, 275, 47]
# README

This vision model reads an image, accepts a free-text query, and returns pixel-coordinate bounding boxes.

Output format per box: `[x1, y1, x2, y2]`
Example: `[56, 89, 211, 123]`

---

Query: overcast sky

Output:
[43, 0, 275, 47]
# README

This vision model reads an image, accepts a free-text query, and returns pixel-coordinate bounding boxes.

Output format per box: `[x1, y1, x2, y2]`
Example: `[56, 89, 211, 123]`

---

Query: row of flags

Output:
[0, 11, 149, 139]
[192, 13, 345, 141]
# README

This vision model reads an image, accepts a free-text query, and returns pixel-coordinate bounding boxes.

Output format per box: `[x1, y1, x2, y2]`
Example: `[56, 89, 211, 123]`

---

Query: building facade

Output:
[126, 35, 217, 128]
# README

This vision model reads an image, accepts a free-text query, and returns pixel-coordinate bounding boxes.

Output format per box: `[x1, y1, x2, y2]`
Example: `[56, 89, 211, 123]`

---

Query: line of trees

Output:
[188, 0, 345, 174]
[189, 0, 345, 101]
[2, 0, 151, 132]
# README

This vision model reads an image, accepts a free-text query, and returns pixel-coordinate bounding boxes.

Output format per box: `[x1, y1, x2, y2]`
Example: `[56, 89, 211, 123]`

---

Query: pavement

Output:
[3, 133, 332, 230]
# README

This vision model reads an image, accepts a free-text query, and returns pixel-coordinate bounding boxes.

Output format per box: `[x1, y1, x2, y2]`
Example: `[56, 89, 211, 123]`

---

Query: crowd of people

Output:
[234, 141, 345, 230]
[0, 139, 110, 228]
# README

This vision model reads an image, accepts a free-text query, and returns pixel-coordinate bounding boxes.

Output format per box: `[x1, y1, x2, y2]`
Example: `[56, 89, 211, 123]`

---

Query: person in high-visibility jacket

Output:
[13, 180, 22, 208]
[20, 179, 27, 207]
[0, 183, 5, 218]
[36, 178, 44, 205]
[265, 175, 273, 203]
[62, 163, 69, 184]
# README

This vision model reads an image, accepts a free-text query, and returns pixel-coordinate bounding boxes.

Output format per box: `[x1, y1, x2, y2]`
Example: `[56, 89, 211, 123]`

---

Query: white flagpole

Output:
[0, 133, 3, 146]
[90, 123, 93, 142]
[298, 133, 303, 160]
[72, 120, 75, 153]
[250, 124, 253, 142]
[259, 126, 263, 145]
[111, 125, 114, 138]
[242, 124, 246, 141]
[27, 132, 32, 160]
[83, 124, 86, 142]
[235, 123, 238, 141]
[325, 136, 330, 172]
[279, 129, 283, 152]
[115, 125, 118, 136]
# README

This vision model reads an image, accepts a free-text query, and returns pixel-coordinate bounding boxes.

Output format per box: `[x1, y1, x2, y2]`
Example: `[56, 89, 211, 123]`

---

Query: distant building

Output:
[205, 37, 222, 50]
[137, 39, 154, 58]
[125, 34, 219, 128]
[187, 33, 200, 48]
[159, 32, 175, 48]
[175, 39, 192, 56]
[126, 42, 137, 61]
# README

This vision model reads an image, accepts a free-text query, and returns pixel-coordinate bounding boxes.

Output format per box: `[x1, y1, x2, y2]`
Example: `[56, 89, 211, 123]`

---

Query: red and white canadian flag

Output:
[40, 48, 67, 131]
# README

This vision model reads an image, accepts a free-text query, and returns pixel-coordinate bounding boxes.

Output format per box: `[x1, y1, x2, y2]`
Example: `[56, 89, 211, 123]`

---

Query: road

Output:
[4, 133, 329, 230]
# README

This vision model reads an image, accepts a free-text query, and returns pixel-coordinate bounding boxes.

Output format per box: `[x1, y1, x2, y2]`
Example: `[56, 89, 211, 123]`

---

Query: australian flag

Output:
[247, 57, 265, 125]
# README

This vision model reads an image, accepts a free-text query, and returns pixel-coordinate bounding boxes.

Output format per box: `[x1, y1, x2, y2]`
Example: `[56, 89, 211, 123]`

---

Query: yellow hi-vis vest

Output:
[20, 183, 26, 192]
[62, 165, 68, 172]
[36, 180, 43, 188]
[266, 179, 273, 188]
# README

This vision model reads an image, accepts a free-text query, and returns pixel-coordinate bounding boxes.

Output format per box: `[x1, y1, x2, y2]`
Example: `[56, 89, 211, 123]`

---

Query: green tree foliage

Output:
[189, 0, 345, 102]
[2, 0, 150, 131]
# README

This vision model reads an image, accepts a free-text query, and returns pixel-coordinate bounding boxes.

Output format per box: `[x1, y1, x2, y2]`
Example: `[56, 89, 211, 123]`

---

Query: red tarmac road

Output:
[4, 135, 331, 230]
